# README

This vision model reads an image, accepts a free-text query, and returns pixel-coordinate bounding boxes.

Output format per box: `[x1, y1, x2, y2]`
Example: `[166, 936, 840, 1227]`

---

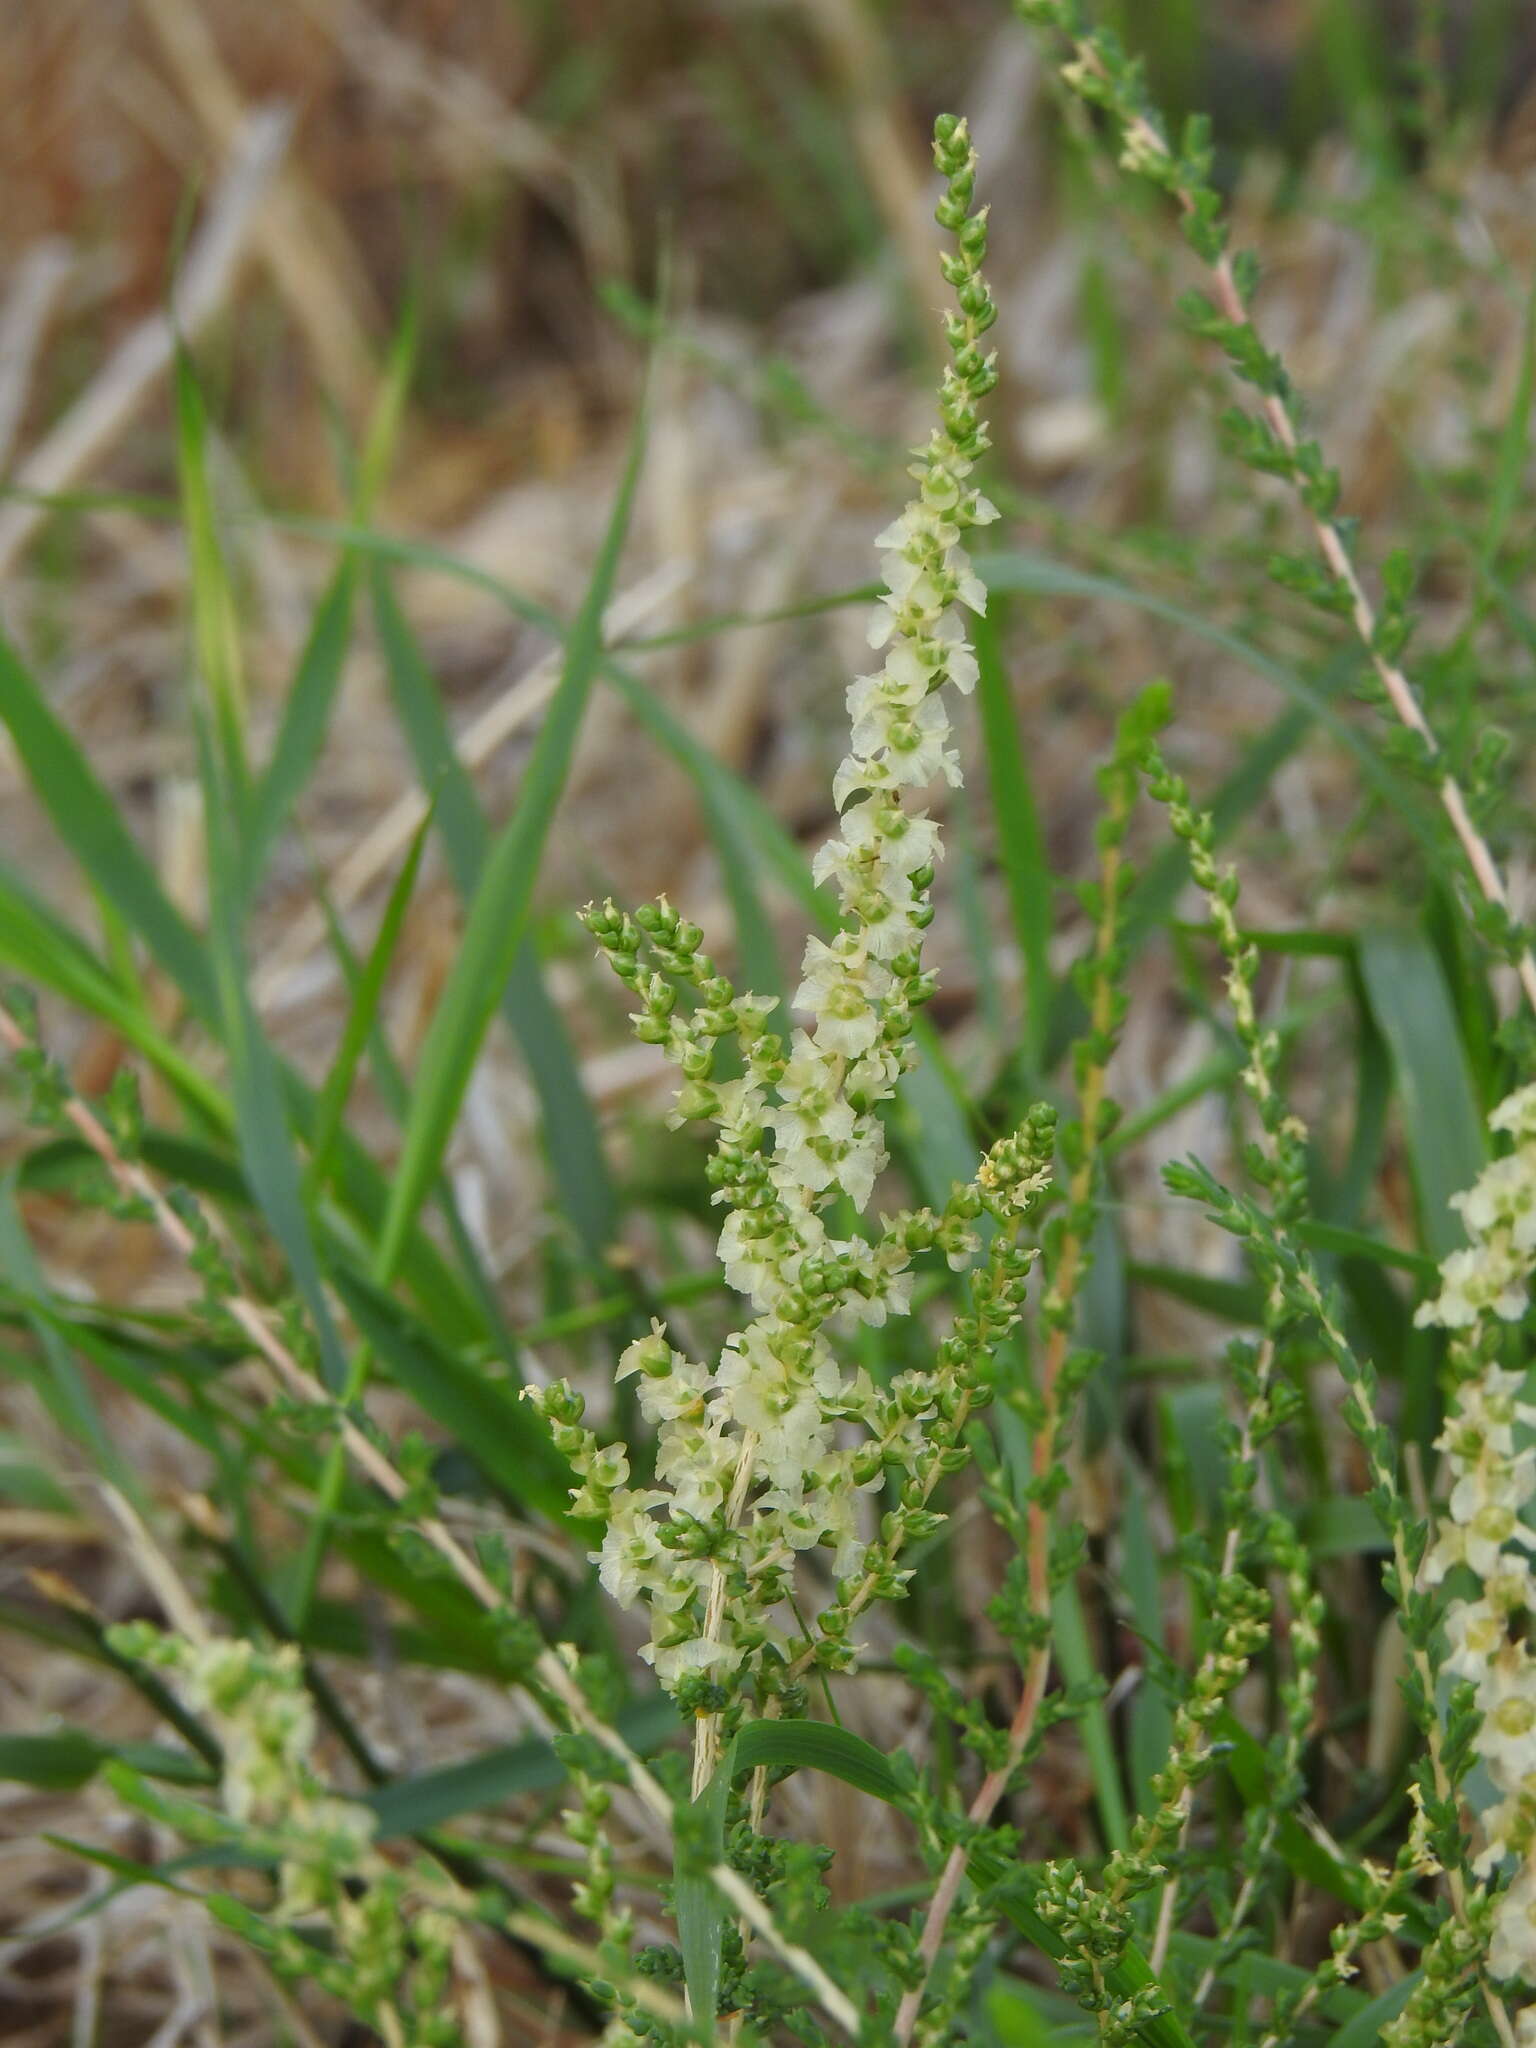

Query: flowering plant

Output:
[533, 120, 1057, 1787]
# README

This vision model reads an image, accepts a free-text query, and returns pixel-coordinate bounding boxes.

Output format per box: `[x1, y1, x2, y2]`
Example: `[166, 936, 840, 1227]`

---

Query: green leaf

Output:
[1117, 1470, 1172, 1818]
[328, 1265, 571, 1518]
[173, 349, 248, 813]
[0, 1729, 211, 1792]
[370, 568, 616, 1260]
[0, 1729, 103, 1790]
[374, 383, 651, 1282]
[676, 1762, 729, 2039]
[203, 730, 347, 1392]
[365, 1693, 679, 1837]
[986, 1977, 1096, 2043]
[974, 604, 1053, 1074]
[306, 812, 430, 1194]
[977, 550, 1435, 853]
[1357, 926, 1486, 1261]
[1295, 1217, 1437, 1279]
[1128, 1260, 1263, 1325]
[246, 560, 357, 886]
[1331, 1974, 1419, 2045]
[0, 626, 217, 1022]
[0, 1176, 120, 1480]
[727, 1718, 905, 1804]
[1051, 1577, 1130, 1851]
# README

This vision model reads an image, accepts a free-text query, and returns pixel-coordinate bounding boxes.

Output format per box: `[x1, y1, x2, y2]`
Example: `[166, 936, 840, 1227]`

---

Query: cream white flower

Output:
[1417, 1241, 1529, 1327]
[595, 1491, 669, 1609]
[1491, 1858, 1536, 1981]
[1444, 1595, 1513, 1680]
[1439, 1368, 1536, 1460]
[793, 937, 884, 1057]
[1448, 1448, 1536, 1528]
[1493, 1083, 1536, 1142]
[1425, 1497, 1536, 1584]
[1418, 1086, 1536, 1985]
[1478, 1659, 1536, 1782]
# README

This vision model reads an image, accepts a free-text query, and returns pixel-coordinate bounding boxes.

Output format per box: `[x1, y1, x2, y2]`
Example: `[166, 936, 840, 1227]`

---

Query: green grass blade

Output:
[1118, 1470, 1172, 1816]
[198, 716, 347, 1392]
[246, 560, 357, 886]
[306, 814, 430, 1196]
[1331, 1975, 1419, 2045]
[0, 867, 224, 1125]
[0, 1178, 121, 1482]
[1357, 926, 1486, 1261]
[973, 604, 1053, 1074]
[0, 1730, 210, 1792]
[1050, 1577, 1130, 1852]
[365, 1694, 679, 1838]
[374, 387, 651, 1283]
[0, 625, 217, 1021]
[727, 1718, 905, 1802]
[676, 1764, 729, 2039]
[370, 568, 617, 1258]
[173, 350, 249, 818]
[977, 550, 1436, 853]
[328, 1265, 571, 1519]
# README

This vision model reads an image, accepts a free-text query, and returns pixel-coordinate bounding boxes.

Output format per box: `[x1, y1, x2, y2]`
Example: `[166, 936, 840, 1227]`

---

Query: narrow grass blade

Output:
[371, 568, 616, 1258]
[727, 1718, 904, 1801]
[1118, 1469, 1172, 1817]
[978, 550, 1436, 853]
[676, 1763, 729, 2039]
[1050, 1577, 1130, 1851]
[1357, 926, 1486, 1261]
[973, 604, 1052, 1074]
[896, 1022, 981, 1204]
[375, 387, 651, 1282]
[1331, 1975, 1419, 2045]
[328, 1265, 571, 1519]
[202, 722, 347, 1391]
[246, 559, 357, 885]
[173, 350, 249, 818]
[0, 624, 217, 1021]
[0, 1731, 211, 1791]
[366, 1694, 679, 1837]
[306, 814, 430, 1195]
[0, 1178, 119, 1480]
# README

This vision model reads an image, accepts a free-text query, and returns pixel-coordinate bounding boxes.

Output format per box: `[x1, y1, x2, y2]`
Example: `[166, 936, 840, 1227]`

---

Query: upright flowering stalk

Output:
[533, 118, 1054, 1791]
[1417, 1084, 1536, 1993]
[107, 1627, 465, 2046]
